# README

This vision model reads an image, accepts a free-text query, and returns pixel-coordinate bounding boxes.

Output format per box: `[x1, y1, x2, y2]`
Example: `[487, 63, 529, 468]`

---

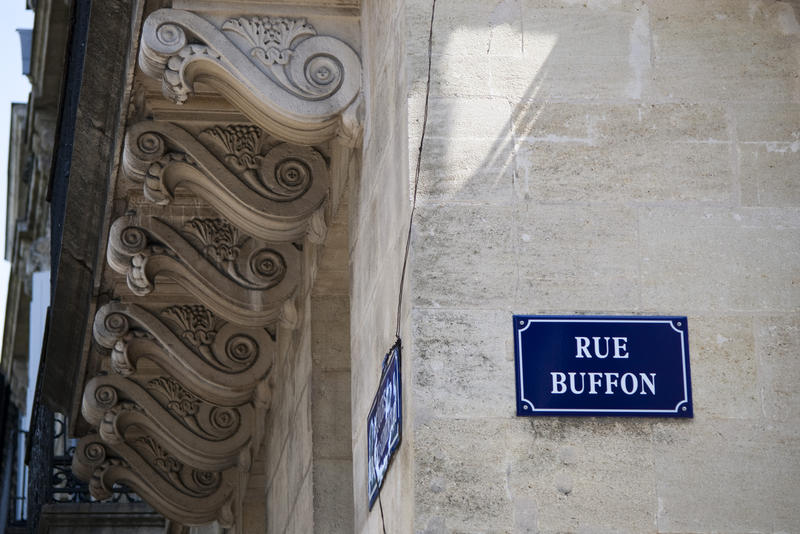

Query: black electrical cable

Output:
[395, 0, 437, 339]
[378, 493, 388, 534]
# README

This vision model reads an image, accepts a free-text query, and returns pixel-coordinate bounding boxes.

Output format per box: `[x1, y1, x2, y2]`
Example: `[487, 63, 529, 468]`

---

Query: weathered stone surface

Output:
[425, 96, 513, 140]
[313, 459, 355, 532]
[687, 315, 760, 420]
[513, 103, 734, 204]
[509, 418, 657, 533]
[640, 207, 800, 312]
[735, 103, 800, 208]
[312, 297, 351, 370]
[412, 205, 516, 308]
[653, 419, 800, 532]
[352, 0, 414, 532]
[415, 418, 515, 532]
[418, 135, 515, 205]
[515, 204, 640, 312]
[412, 308, 514, 418]
[648, 0, 799, 102]
[756, 314, 800, 422]
[403, 1, 800, 532]
[312, 370, 352, 458]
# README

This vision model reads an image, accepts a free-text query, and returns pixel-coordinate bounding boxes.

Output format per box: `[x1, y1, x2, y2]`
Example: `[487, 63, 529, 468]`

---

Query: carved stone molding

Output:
[93, 302, 274, 406]
[123, 120, 329, 242]
[73, 434, 237, 528]
[139, 9, 362, 144]
[106, 212, 300, 326]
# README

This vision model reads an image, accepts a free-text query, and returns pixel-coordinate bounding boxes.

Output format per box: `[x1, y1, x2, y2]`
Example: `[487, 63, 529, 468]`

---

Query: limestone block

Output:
[287, 473, 314, 534]
[312, 296, 351, 370]
[640, 207, 800, 312]
[286, 383, 313, 508]
[311, 269, 349, 298]
[432, 0, 524, 59]
[513, 103, 734, 204]
[756, 314, 800, 422]
[426, 53, 502, 98]
[265, 369, 291, 487]
[508, 418, 657, 533]
[515, 204, 640, 311]
[356, 140, 409, 259]
[653, 419, 800, 532]
[412, 308, 514, 418]
[740, 145, 800, 207]
[521, 0, 642, 62]
[518, 1, 647, 100]
[415, 418, 515, 532]
[412, 205, 516, 308]
[292, 335, 313, 427]
[647, 0, 800, 102]
[735, 103, 800, 207]
[350, 271, 402, 423]
[425, 97, 513, 140]
[312, 370, 353, 458]
[734, 102, 800, 143]
[407, 0, 434, 58]
[352, 424, 371, 531]
[316, 223, 350, 278]
[266, 447, 289, 534]
[418, 135, 515, 205]
[687, 315, 759, 420]
[313, 458, 355, 532]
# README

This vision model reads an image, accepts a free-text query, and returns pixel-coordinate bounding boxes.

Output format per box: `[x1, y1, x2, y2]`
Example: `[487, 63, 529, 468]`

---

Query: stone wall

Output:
[406, 0, 800, 532]
[312, 197, 355, 532]
[353, 0, 414, 532]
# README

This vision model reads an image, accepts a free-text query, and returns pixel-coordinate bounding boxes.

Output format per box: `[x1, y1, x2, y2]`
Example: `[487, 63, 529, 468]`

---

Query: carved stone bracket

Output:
[73, 434, 237, 528]
[73, 7, 361, 531]
[123, 120, 329, 242]
[139, 9, 362, 145]
[93, 301, 274, 406]
[82, 375, 254, 472]
[107, 212, 300, 326]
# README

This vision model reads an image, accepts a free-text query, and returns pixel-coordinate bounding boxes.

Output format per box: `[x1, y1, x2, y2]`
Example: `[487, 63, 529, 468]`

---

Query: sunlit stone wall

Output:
[403, 0, 800, 532]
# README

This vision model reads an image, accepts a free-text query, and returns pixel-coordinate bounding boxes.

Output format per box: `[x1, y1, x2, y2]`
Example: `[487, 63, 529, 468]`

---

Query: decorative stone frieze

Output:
[106, 212, 300, 326]
[123, 120, 329, 242]
[139, 9, 362, 144]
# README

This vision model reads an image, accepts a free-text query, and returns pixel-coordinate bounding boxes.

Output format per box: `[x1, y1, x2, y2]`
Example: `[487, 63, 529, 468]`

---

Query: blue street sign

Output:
[513, 316, 692, 417]
[367, 341, 402, 508]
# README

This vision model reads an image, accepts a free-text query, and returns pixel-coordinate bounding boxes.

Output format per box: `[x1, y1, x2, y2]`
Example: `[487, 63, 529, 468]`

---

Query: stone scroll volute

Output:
[122, 121, 330, 242]
[106, 212, 300, 327]
[139, 9, 363, 145]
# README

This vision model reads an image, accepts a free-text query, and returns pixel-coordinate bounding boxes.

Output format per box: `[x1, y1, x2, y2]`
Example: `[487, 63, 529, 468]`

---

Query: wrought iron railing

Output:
[17, 400, 142, 533]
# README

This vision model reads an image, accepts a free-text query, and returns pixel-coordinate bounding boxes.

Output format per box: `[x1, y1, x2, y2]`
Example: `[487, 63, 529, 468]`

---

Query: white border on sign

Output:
[516, 318, 690, 414]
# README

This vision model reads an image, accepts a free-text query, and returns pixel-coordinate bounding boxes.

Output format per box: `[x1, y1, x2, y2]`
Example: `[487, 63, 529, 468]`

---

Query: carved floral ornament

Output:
[139, 9, 363, 145]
